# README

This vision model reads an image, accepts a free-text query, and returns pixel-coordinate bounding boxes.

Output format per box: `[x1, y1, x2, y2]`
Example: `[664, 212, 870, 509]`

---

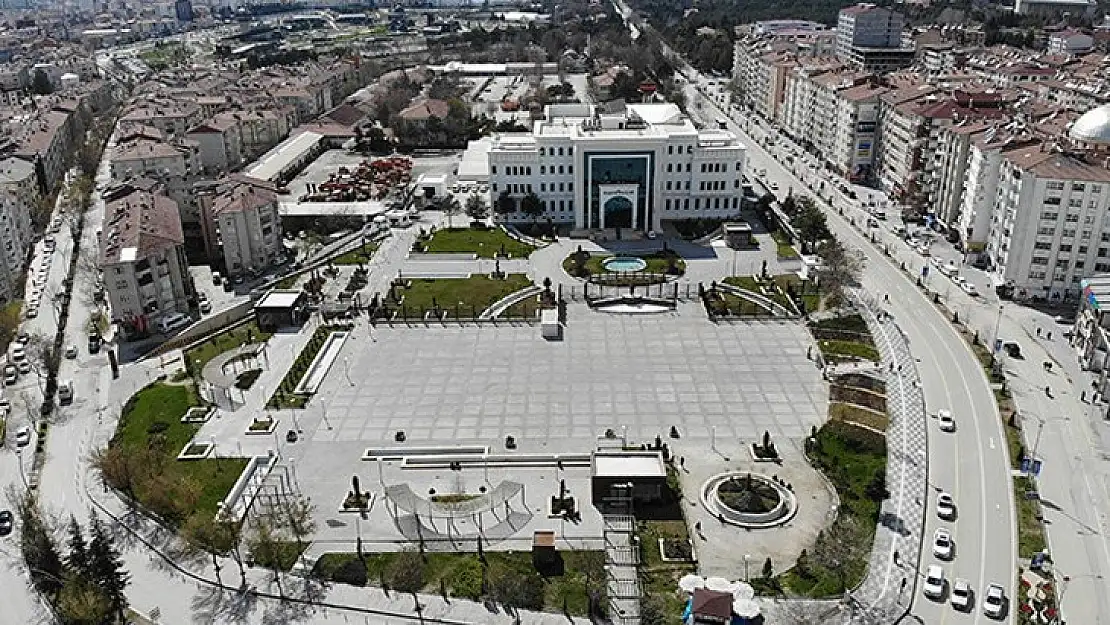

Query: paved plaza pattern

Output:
[308, 305, 826, 449]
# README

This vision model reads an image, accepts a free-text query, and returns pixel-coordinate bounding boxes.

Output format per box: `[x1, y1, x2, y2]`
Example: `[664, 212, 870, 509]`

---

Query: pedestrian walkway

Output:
[603, 514, 641, 625]
[848, 296, 929, 621]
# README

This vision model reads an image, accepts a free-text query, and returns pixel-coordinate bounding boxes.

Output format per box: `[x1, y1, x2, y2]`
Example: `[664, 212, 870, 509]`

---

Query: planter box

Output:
[177, 441, 213, 460]
[658, 538, 696, 563]
[749, 444, 781, 463]
[181, 406, 215, 424]
[245, 419, 278, 436]
[339, 492, 375, 514]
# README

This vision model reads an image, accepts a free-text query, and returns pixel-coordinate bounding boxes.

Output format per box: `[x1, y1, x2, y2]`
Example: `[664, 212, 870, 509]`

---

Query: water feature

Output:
[602, 256, 648, 272]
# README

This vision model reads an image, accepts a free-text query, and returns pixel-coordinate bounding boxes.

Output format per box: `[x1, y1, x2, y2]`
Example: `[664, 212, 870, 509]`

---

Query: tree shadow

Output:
[190, 584, 259, 625]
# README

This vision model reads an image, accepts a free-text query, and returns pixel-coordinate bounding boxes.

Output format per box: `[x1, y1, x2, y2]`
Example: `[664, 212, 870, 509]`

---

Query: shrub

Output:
[333, 558, 368, 586]
[449, 559, 484, 600]
[147, 421, 169, 435]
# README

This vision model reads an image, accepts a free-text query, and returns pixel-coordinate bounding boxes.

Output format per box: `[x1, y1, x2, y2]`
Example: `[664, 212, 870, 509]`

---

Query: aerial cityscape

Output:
[1, 0, 1109, 624]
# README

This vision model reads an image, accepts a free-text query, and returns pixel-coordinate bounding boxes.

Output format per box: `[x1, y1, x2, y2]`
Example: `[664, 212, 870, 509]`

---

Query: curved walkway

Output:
[202, 345, 264, 389]
[713, 282, 796, 317]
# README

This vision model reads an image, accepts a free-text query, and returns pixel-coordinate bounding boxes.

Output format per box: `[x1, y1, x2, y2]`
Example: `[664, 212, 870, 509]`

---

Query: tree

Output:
[181, 513, 239, 586]
[31, 68, 54, 95]
[65, 516, 91, 579]
[387, 548, 425, 596]
[762, 557, 773, 579]
[520, 192, 544, 224]
[9, 487, 65, 596]
[443, 196, 462, 229]
[865, 467, 889, 501]
[281, 495, 316, 570]
[640, 593, 671, 625]
[488, 564, 544, 611]
[811, 515, 867, 593]
[87, 511, 130, 620]
[494, 190, 516, 220]
[793, 197, 830, 253]
[816, 238, 864, 309]
[56, 574, 112, 625]
[247, 510, 287, 598]
[465, 193, 489, 223]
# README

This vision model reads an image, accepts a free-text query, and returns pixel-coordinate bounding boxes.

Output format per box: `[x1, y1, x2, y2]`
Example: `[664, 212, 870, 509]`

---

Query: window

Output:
[491, 166, 497, 175]
[1056, 259, 1069, 268]
[539, 148, 545, 156]
[527, 184, 533, 192]
[666, 181, 672, 190]
[1064, 229, 1076, 237]
[683, 199, 689, 209]
[685, 181, 690, 190]
[666, 199, 671, 210]
[1086, 215, 1096, 224]
[1079, 246, 1088, 254]
[1041, 211, 1058, 220]
[1031, 257, 1049, 265]
[526, 166, 531, 176]
[1083, 230, 1092, 239]
[715, 197, 721, 208]
[1034, 242, 1051, 250]
[686, 163, 691, 172]
[559, 200, 565, 210]
[667, 164, 673, 173]
[540, 183, 546, 192]
[687, 145, 692, 153]
[492, 183, 498, 192]
[557, 147, 563, 156]
[678, 145, 683, 154]
[558, 165, 564, 175]
[1066, 214, 1079, 222]
[668, 146, 673, 155]
[1094, 185, 1102, 194]
[732, 197, 738, 208]
[569, 183, 573, 192]
[1060, 244, 1072, 252]
[1043, 197, 1061, 206]
[1068, 198, 1082, 208]
[569, 200, 574, 211]
[701, 163, 707, 173]
[1073, 183, 1086, 192]
[540, 165, 546, 175]
[694, 198, 700, 209]
[700, 181, 706, 191]
[558, 182, 564, 192]
[1046, 181, 1065, 190]
[735, 162, 742, 171]
[735, 179, 741, 188]
[568, 165, 573, 174]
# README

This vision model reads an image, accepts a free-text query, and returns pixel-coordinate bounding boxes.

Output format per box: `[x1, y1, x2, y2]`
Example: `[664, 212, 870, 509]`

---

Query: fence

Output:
[562, 281, 697, 303]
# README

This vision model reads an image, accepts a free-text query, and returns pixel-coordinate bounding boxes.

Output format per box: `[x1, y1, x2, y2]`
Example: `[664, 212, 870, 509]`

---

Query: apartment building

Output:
[0, 157, 36, 302]
[187, 112, 246, 174]
[487, 102, 746, 233]
[985, 141, 1110, 301]
[112, 133, 202, 179]
[732, 29, 836, 116]
[100, 182, 193, 332]
[118, 98, 204, 138]
[205, 176, 283, 277]
[835, 4, 915, 72]
[958, 130, 1041, 260]
[831, 82, 887, 181]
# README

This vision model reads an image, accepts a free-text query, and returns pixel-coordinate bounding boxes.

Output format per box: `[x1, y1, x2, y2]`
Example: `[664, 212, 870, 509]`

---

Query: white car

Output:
[923, 565, 945, 600]
[933, 528, 954, 560]
[937, 492, 956, 520]
[17, 360, 31, 374]
[952, 275, 967, 286]
[770, 182, 779, 191]
[10, 345, 25, 362]
[938, 409, 956, 432]
[941, 261, 959, 276]
[951, 578, 973, 611]
[961, 282, 979, 296]
[982, 583, 1005, 618]
[14, 425, 31, 447]
[64, 344, 78, 359]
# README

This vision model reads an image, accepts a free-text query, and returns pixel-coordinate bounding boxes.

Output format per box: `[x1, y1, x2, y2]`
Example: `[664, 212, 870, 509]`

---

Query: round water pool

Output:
[602, 256, 648, 273]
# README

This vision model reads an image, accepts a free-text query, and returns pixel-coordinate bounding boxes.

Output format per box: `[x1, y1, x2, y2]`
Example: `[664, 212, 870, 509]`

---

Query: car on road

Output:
[24, 305, 37, 319]
[0, 510, 12, 536]
[940, 261, 959, 276]
[951, 578, 973, 611]
[10, 345, 25, 362]
[16, 332, 29, 345]
[961, 281, 979, 296]
[937, 492, 957, 519]
[65, 344, 78, 359]
[198, 292, 211, 313]
[938, 409, 956, 432]
[157, 312, 192, 334]
[933, 527, 954, 560]
[4, 365, 18, 385]
[982, 583, 1005, 618]
[87, 330, 101, 354]
[0, 395, 9, 414]
[57, 380, 73, 405]
[14, 426, 30, 447]
[923, 565, 945, 599]
[17, 360, 31, 374]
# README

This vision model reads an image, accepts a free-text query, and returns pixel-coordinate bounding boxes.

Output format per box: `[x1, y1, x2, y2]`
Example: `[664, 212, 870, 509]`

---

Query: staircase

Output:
[603, 514, 641, 625]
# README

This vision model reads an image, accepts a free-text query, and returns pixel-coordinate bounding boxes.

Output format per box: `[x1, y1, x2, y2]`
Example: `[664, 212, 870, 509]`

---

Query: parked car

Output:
[982, 583, 1005, 618]
[87, 331, 101, 354]
[65, 344, 78, 359]
[17, 360, 31, 374]
[961, 281, 979, 296]
[10, 345, 25, 362]
[198, 292, 211, 314]
[951, 578, 973, 611]
[933, 528, 954, 560]
[923, 565, 945, 600]
[14, 425, 30, 447]
[3, 365, 18, 385]
[0, 510, 12, 536]
[157, 312, 191, 334]
[937, 492, 957, 520]
[57, 380, 74, 405]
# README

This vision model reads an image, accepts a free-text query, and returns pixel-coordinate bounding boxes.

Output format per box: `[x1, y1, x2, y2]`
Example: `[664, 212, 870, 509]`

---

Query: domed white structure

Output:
[1070, 104, 1110, 145]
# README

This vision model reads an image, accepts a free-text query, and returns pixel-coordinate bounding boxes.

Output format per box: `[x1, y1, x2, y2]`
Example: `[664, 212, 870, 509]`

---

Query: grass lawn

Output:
[252, 541, 309, 571]
[388, 274, 533, 319]
[817, 339, 880, 363]
[562, 251, 687, 278]
[1014, 476, 1047, 559]
[781, 420, 885, 597]
[771, 230, 799, 259]
[722, 276, 797, 312]
[112, 383, 247, 524]
[184, 321, 273, 374]
[313, 550, 606, 616]
[333, 242, 378, 265]
[829, 402, 889, 432]
[267, 324, 351, 409]
[423, 227, 535, 259]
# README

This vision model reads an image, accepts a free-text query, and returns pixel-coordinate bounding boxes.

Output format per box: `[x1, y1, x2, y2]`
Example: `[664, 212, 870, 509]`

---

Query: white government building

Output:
[487, 102, 747, 234]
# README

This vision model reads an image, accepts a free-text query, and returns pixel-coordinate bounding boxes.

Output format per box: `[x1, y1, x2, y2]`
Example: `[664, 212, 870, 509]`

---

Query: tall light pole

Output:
[343, 356, 354, 386]
[992, 304, 1005, 358]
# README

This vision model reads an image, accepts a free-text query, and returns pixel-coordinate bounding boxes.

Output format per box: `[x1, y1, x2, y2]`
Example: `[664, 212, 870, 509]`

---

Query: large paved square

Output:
[310, 306, 825, 451]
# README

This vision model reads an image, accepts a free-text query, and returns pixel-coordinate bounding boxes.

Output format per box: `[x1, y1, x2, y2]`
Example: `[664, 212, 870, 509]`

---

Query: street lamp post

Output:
[743, 554, 751, 581]
[991, 304, 1005, 366]
[1031, 418, 1046, 462]
[343, 356, 354, 386]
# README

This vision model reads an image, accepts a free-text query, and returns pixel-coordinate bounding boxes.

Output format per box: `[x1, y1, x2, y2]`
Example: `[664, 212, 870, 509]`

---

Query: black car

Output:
[0, 510, 13, 536]
[87, 331, 101, 354]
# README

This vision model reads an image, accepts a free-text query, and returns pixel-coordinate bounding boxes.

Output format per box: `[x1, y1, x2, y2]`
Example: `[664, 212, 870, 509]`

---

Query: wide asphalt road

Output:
[680, 75, 1018, 623]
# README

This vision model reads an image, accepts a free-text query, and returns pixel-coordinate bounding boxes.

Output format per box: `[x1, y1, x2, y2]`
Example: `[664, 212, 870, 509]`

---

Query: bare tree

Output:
[811, 515, 867, 594]
[816, 238, 864, 309]
[181, 513, 240, 586]
[247, 510, 287, 598]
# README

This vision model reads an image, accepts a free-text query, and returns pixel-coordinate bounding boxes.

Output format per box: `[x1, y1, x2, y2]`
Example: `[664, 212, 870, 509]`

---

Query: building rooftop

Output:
[211, 179, 278, 216]
[592, 451, 666, 478]
[100, 187, 183, 265]
[1071, 104, 1110, 145]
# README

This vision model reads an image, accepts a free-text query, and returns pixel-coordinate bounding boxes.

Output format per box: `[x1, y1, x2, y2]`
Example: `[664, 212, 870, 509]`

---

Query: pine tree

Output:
[87, 512, 130, 620]
[65, 516, 90, 579]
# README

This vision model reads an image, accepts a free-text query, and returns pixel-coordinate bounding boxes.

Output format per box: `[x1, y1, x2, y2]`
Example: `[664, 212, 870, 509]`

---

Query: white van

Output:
[157, 312, 191, 334]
